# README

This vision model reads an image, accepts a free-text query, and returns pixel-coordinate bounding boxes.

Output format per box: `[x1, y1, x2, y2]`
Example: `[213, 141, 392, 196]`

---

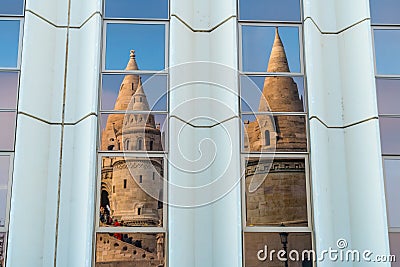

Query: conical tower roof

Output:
[114, 50, 140, 111]
[258, 28, 303, 112]
[131, 79, 150, 111]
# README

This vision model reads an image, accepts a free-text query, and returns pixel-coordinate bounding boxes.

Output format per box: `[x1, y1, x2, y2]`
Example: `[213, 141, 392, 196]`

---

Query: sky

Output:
[0, 112, 15, 151]
[0, 72, 18, 109]
[242, 26, 301, 73]
[370, 0, 400, 24]
[101, 74, 167, 111]
[105, 23, 166, 71]
[0, 0, 24, 15]
[105, 0, 168, 19]
[0, 20, 20, 68]
[384, 159, 400, 227]
[376, 79, 400, 115]
[380, 117, 400, 155]
[374, 30, 400, 75]
[241, 75, 304, 112]
[239, 0, 300, 21]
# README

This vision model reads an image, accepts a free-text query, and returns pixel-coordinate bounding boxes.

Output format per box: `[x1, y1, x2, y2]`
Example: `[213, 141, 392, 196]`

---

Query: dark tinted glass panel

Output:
[384, 159, 400, 227]
[102, 74, 167, 111]
[376, 79, 400, 115]
[99, 156, 164, 227]
[96, 233, 165, 266]
[389, 233, 400, 267]
[380, 117, 400, 155]
[105, 0, 168, 19]
[242, 115, 307, 152]
[241, 75, 305, 113]
[0, 72, 18, 109]
[245, 157, 307, 227]
[370, 0, 400, 25]
[0, 20, 20, 68]
[105, 23, 165, 71]
[0, 112, 16, 151]
[242, 26, 300, 73]
[100, 113, 167, 151]
[244, 232, 312, 266]
[0, 0, 24, 15]
[239, 0, 301, 22]
[374, 29, 400, 75]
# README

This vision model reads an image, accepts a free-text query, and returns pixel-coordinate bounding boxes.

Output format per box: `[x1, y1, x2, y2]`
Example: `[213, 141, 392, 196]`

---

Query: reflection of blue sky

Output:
[370, 0, 400, 24]
[0, 20, 20, 68]
[0, 112, 16, 150]
[241, 76, 304, 112]
[376, 79, 400, 114]
[0, 72, 18, 109]
[384, 159, 400, 227]
[0, 0, 24, 15]
[105, 0, 168, 19]
[374, 30, 400, 75]
[102, 74, 167, 111]
[380, 117, 400, 154]
[240, 0, 300, 21]
[106, 23, 165, 71]
[242, 26, 300, 73]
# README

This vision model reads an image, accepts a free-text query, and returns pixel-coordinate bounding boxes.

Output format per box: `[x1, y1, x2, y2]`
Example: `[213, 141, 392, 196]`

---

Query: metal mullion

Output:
[242, 153, 308, 160]
[240, 111, 307, 116]
[238, 20, 302, 25]
[389, 228, 400, 233]
[102, 70, 168, 75]
[99, 152, 166, 158]
[96, 227, 165, 233]
[379, 114, 400, 118]
[99, 110, 168, 115]
[241, 72, 304, 77]
[244, 226, 311, 233]
[375, 74, 400, 79]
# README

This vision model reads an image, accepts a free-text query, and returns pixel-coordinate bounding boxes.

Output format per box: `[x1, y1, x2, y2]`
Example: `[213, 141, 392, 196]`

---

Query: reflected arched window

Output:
[265, 130, 270, 146]
[137, 139, 143, 150]
[125, 139, 130, 150]
[149, 140, 154, 151]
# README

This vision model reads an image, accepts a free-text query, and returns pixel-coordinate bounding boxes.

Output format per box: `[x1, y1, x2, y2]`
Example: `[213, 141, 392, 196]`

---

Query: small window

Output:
[139, 175, 143, 183]
[153, 172, 155, 180]
[137, 139, 143, 150]
[113, 186, 115, 193]
[123, 179, 127, 189]
[138, 207, 142, 215]
[125, 139, 130, 150]
[264, 130, 270, 146]
[149, 140, 154, 151]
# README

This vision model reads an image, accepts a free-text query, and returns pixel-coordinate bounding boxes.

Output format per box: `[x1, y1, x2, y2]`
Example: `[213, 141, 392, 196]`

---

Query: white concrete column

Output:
[168, 0, 242, 266]
[7, 0, 101, 266]
[304, 0, 390, 265]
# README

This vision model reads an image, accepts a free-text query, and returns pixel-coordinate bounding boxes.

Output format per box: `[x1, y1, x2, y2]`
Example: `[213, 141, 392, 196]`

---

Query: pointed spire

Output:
[131, 78, 150, 111]
[266, 28, 290, 73]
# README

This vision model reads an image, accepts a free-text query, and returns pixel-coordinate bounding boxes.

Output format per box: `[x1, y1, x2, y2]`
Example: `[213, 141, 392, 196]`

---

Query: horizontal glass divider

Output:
[96, 227, 166, 233]
[0, 69, 20, 73]
[100, 111, 168, 114]
[239, 21, 302, 27]
[98, 152, 167, 157]
[382, 155, 400, 159]
[239, 71, 304, 76]
[389, 228, 400, 232]
[104, 20, 169, 25]
[375, 75, 400, 78]
[0, 152, 14, 156]
[102, 70, 168, 75]
[240, 112, 307, 116]
[103, 17, 170, 22]
[0, 109, 17, 113]
[241, 153, 308, 158]
[378, 114, 400, 117]
[243, 226, 311, 233]
[0, 17, 24, 21]
[372, 25, 400, 29]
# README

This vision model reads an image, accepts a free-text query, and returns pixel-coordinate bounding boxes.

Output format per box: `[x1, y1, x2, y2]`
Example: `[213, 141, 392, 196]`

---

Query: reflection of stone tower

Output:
[101, 50, 163, 227]
[245, 28, 308, 228]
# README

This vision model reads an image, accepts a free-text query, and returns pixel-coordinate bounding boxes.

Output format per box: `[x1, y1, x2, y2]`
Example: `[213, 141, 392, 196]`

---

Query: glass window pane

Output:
[244, 232, 312, 266]
[100, 113, 167, 152]
[96, 233, 165, 266]
[105, 0, 168, 19]
[0, 0, 24, 15]
[245, 157, 308, 227]
[242, 115, 307, 152]
[380, 118, 400, 155]
[0, 233, 6, 266]
[0, 72, 18, 109]
[389, 233, 400, 267]
[239, 0, 301, 22]
[0, 112, 16, 151]
[370, 0, 400, 25]
[0, 20, 20, 68]
[99, 156, 164, 227]
[0, 156, 10, 187]
[242, 26, 300, 73]
[102, 74, 167, 112]
[0, 190, 6, 227]
[376, 79, 400, 115]
[241, 75, 305, 113]
[374, 29, 400, 75]
[105, 23, 166, 71]
[384, 159, 400, 228]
